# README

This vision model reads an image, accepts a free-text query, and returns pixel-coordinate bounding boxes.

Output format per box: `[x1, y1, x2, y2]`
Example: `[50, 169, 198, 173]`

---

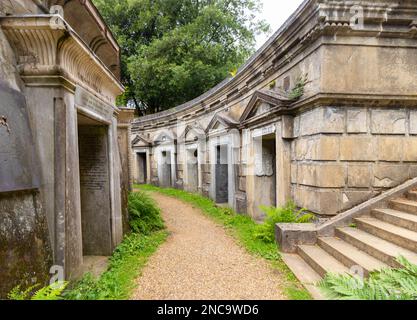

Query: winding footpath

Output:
[131, 192, 286, 300]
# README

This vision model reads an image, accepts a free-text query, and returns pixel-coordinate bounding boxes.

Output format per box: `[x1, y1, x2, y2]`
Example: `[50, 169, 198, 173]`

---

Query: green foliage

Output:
[93, 0, 270, 113]
[128, 191, 165, 234]
[64, 231, 168, 300]
[254, 202, 314, 243]
[64, 192, 167, 300]
[8, 282, 68, 300]
[137, 184, 312, 300]
[288, 74, 308, 100]
[318, 256, 417, 300]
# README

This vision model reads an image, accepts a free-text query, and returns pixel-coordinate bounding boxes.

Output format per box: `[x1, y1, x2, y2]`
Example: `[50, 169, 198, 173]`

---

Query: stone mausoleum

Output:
[132, 0, 417, 296]
[0, 0, 133, 297]
[132, 0, 417, 220]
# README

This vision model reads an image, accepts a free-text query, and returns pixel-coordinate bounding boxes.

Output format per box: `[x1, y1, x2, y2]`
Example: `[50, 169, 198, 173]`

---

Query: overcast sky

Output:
[256, 0, 305, 49]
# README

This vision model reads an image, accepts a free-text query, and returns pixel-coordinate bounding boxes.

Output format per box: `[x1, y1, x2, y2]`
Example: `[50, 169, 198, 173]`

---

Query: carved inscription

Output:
[78, 129, 109, 191]
[75, 86, 113, 122]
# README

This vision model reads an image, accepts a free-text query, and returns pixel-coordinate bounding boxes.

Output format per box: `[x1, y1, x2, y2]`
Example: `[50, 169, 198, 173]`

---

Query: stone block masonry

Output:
[291, 106, 417, 216]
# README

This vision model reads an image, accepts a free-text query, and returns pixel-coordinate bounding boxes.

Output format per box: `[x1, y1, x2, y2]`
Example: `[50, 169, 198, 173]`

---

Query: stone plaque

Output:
[75, 86, 114, 123]
[253, 124, 276, 138]
[0, 82, 40, 192]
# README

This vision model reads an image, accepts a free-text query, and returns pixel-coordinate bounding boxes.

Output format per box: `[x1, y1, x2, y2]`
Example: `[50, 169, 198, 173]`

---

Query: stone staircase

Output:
[282, 190, 417, 300]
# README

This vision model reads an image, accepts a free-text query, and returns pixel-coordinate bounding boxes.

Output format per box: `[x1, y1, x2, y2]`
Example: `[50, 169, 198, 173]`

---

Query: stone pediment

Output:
[153, 130, 176, 145]
[179, 123, 205, 143]
[132, 134, 151, 147]
[240, 89, 291, 123]
[205, 112, 239, 134]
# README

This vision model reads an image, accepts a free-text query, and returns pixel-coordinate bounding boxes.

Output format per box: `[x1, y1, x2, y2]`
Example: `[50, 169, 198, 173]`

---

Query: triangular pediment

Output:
[132, 134, 151, 147]
[179, 123, 205, 143]
[212, 121, 227, 131]
[153, 130, 176, 145]
[205, 112, 239, 134]
[240, 89, 291, 123]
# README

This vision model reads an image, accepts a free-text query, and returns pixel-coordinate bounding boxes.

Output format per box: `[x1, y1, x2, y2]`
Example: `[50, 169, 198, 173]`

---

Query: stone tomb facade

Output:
[0, 1, 132, 297]
[132, 0, 417, 221]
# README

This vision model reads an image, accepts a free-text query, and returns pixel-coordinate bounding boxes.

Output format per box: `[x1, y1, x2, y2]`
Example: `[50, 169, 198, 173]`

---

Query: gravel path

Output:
[131, 193, 286, 300]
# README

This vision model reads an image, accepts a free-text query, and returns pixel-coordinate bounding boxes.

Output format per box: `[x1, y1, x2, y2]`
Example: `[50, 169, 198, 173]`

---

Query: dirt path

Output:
[131, 193, 286, 300]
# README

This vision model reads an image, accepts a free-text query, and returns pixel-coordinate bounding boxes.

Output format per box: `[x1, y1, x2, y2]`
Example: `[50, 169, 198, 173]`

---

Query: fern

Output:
[128, 192, 164, 235]
[32, 282, 68, 300]
[288, 74, 308, 100]
[7, 284, 39, 300]
[8, 282, 68, 300]
[254, 201, 314, 243]
[318, 257, 417, 300]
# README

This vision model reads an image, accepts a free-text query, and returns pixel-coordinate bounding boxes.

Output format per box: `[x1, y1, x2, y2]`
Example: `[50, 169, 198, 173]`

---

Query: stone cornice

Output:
[0, 15, 124, 105]
[133, 0, 417, 127]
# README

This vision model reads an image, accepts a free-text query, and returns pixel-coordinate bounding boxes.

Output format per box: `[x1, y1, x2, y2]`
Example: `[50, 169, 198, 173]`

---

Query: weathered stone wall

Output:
[291, 106, 417, 216]
[0, 1, 42, 16]
[0, 191, 52, 298]
[0, 12, 53, 298]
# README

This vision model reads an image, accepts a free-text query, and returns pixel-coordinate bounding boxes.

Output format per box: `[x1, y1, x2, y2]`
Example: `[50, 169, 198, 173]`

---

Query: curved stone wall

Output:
[132, 0, 417, 219]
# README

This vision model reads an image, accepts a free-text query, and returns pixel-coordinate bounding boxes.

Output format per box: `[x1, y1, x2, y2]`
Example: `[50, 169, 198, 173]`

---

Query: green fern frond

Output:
[7, 284, 40, 300]
[32, 282, 68, 300]
[318, 257, 417, 300]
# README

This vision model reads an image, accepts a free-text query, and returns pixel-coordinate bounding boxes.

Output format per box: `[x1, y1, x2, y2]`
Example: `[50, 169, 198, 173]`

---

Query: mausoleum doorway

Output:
[77, 113, 113, 257]
[159, 150, 173, 187]
[136, 152, 147, 184]
[253, 133, 276, 219]
[186, 147, 199, 193]
[215, 144, 229, 204]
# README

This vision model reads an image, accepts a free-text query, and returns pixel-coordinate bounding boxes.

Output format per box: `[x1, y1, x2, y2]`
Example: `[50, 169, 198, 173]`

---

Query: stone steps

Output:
[318, 237, 387, 276]
[406, 190, 417, 201]
[390, 198, 417, 215]
[372, 208, 417, 232]
[355, 217, 417, 252]
[336, 227, 417, 268]
[281, 253, 324, 300]
[282, 195, 417, 299]
[297, 245, 350, 278]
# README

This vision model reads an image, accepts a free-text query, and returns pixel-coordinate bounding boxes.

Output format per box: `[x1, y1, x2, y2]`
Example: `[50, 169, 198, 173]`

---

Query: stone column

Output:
[117, 107, 135, 234]
[276, 117, 293, 207]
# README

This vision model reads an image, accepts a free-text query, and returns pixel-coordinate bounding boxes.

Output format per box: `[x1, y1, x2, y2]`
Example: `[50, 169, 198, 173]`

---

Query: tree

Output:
[93, 0, 269, 114]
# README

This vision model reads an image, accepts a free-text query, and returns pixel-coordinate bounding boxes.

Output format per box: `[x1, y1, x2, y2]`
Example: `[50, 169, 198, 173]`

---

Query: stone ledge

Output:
[275, 223, 317, 253]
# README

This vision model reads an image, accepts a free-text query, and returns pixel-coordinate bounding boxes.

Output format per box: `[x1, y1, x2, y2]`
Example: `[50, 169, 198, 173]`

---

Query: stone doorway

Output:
[136, 152, 147, 184]
[215, 144, 229, 204]
[160, 150, 172, 187]
[254, 134, 276, 219]
[77, 113, 113, 257]
[187, 148, 199, 192]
